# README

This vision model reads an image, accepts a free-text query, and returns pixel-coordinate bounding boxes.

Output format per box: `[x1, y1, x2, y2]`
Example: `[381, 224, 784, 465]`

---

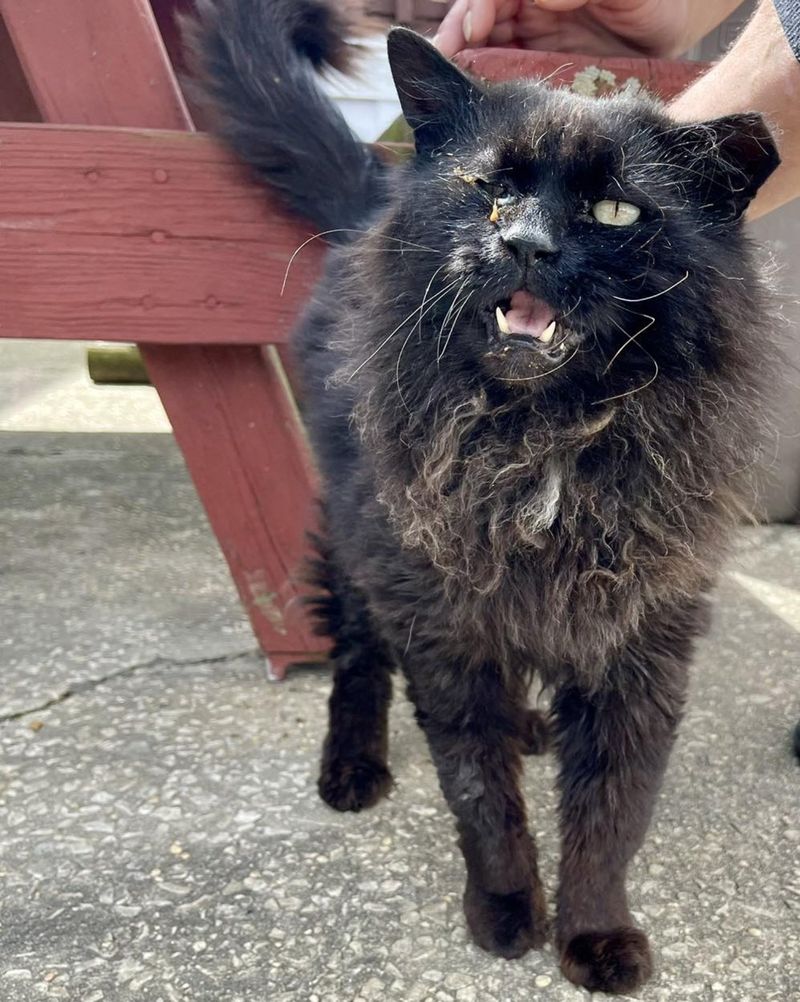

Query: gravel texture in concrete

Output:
[1, 430, 798, 1002]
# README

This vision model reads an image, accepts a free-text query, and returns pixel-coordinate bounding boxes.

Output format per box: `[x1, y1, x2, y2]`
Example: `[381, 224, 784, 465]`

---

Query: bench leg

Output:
[140, 342, 327, 679]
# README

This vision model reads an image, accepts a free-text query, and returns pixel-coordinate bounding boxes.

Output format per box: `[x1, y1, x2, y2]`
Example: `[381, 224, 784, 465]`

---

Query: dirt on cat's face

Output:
[380, 29, 778, 399]
[437, 109, 667, 387]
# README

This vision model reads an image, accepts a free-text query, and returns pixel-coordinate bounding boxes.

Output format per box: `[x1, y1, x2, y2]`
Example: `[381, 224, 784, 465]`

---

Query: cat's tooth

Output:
[540, 320, 557, 344]
[495, 306, 511, 336]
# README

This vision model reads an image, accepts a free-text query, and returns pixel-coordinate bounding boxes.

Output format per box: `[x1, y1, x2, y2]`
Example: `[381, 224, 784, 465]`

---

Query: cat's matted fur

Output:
[190, 0, 780, 992]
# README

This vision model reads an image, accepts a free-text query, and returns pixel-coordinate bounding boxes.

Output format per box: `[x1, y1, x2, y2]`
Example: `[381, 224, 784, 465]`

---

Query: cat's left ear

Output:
[387, 28, 485, 154]
[673, 113, 780, 217]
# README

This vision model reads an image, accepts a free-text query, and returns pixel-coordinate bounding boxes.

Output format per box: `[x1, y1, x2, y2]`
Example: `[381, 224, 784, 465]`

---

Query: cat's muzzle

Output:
[484, 290, 577, 365]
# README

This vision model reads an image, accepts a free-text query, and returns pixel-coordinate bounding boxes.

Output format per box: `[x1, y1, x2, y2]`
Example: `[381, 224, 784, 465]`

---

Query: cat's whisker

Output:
[706, 264, 745, 281]
[347, 277, 460, 381]
[610, 270, 690, 303]
[630, 225, 665, 254]
[436, 280, 470, 363]
[395, 323, 420, 416]
[417, 264, 451, 336]
[538, 62, 575, 84]
[561, 296, 583, 320]
[437, 288, 474, 365]
[436, 287, 461, 362]
[281, 228, 440, 295]
[603, 313, 657, 374]
[595, 347, 660, 405]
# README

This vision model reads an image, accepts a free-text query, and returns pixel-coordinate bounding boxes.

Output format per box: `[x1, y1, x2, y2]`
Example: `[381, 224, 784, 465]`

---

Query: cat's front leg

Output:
[552, 639, 689, 994]
[407, 665, 547, 959]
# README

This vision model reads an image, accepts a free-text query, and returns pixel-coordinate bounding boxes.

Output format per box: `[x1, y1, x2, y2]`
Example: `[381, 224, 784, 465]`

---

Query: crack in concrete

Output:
[0, 648, 258, 723]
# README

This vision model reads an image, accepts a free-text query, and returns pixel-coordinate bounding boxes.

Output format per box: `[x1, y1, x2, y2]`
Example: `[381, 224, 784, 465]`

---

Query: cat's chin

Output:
[481, 306, 581, 385]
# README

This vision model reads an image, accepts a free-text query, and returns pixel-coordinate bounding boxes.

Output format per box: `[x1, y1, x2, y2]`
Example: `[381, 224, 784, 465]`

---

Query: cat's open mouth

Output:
[485, 290, 574, 360]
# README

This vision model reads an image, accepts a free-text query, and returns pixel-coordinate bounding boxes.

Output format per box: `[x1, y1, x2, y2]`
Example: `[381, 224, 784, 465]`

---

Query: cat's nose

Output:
[502, 221, 560, 264]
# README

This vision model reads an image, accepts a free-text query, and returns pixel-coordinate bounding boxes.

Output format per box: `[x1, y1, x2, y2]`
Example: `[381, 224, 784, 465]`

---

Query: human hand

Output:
[434, 0, 703, 60]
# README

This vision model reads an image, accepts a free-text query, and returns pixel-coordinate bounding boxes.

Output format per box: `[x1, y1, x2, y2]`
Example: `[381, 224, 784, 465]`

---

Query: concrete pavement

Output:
[1, 343, 798, 1001]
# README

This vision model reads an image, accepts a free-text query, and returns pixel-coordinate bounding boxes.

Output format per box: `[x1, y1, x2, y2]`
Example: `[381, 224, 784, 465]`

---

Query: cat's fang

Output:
[496, 307, 511, 336]
[540, 321, 557, 344]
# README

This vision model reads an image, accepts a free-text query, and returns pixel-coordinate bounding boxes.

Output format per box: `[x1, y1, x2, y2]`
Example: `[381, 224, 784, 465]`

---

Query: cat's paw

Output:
[519, 708, 551, 755]
[559, 926, 652, 994]
[464, 883, 548, 960]
[317, 755, 393, 812]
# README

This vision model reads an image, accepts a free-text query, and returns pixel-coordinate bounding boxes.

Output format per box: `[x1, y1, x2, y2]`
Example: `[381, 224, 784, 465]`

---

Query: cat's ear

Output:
[387, 28, 484, 154]
[673, 113, 780, 217]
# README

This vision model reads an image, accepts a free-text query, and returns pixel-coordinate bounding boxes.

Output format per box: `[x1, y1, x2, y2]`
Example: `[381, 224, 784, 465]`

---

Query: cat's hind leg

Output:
[310, 535, 394, 813]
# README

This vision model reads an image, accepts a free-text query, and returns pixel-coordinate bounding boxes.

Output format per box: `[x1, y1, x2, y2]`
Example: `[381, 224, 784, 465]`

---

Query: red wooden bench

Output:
[0, 0, 331, 679]
[0, 0, 704, 679]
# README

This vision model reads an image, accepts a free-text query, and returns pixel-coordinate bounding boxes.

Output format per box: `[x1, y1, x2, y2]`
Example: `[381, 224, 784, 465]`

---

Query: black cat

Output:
[189, 0, 780, 992]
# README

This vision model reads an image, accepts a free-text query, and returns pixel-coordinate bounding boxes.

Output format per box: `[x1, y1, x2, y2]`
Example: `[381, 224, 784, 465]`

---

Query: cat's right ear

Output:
[387, 28, 484, 154]
[670, 113, 780, 217]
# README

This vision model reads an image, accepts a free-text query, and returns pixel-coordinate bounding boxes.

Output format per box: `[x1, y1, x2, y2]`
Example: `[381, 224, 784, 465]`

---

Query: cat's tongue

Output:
[501, 291, 557, 343]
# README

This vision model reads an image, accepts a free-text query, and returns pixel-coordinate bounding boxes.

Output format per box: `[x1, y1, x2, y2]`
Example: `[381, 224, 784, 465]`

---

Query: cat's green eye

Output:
[592, 199, 641, 226]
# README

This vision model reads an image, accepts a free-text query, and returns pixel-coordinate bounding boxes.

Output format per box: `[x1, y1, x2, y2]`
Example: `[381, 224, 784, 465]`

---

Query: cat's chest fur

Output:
[368, 399, 733, 678]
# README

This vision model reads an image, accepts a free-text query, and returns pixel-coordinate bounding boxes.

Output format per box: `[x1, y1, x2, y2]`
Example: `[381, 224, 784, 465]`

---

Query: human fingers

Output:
[527, 0, 592, 10]
[434, 0, 497, 55]
[433, 0, 472, 56]
[487, 20, 520, 45]
[435, 0, 521, 56]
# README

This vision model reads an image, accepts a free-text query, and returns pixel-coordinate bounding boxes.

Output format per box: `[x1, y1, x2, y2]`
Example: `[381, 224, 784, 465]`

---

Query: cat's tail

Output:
[186, 0, 386, 239]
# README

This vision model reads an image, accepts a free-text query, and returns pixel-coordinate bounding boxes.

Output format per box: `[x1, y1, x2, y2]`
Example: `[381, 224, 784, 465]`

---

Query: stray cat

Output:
[189, 0, 780, 992]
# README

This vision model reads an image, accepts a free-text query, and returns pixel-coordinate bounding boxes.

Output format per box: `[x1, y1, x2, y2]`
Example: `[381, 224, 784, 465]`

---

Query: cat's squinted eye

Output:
[457, 169, 516, 208]
[458, 169, 641, 229]
[591, 199, 641, 226]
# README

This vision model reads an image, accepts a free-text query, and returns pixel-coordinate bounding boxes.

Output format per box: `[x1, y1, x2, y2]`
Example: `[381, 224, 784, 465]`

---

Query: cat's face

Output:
[382, 30, 779, 401]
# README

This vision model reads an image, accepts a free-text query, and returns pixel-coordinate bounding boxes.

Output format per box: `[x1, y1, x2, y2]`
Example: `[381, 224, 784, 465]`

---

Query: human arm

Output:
[669, 1, 800, 218]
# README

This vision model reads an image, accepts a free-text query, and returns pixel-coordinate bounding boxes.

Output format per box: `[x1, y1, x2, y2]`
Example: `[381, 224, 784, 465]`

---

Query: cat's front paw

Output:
[559, 926, 652, 994]
[317, 754, 393, 812]
[464, 881, 548, 960]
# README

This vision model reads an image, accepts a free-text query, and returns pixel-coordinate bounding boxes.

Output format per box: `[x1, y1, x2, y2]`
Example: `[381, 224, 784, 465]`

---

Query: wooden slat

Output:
[0, 14, 39, 121]
[0, 0, 192, 128]
[0, 124, 324, 345]
[150, 0, 194, 76]
[459, 48, 708, 100]
[142, 342, 322, 653]
[1, 0, 327, 672]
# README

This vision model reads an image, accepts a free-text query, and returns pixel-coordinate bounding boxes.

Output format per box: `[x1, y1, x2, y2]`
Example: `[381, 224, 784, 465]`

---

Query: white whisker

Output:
[436, 279, 469, 363]
[281, 228, 439, 296]
[395, 324, 419, 415]
[603, 313, 656, 374]
[418, 264, 450, 336]
[347, 277, 460, 381]
[437, 289, 474, 365]
[610, 270, 690, 303]
[595, 347, 660, 404]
